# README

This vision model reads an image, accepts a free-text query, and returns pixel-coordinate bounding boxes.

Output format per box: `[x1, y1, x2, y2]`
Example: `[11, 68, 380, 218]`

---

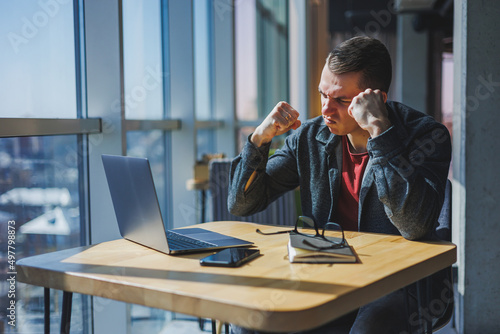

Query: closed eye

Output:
[335, 98, 352, 104]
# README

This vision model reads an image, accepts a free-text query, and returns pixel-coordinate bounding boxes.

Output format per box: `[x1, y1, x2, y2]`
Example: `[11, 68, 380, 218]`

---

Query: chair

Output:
[205, 159, 298, 334]
[209, 159, 297, 226]
[430, 179, 455, 333]
[410, 179, 454, 334]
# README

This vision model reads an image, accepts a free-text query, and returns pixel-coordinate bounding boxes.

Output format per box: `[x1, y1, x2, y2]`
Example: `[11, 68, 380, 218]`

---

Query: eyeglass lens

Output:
[322, 223, 344, 244]
[295, 216, 317, 235]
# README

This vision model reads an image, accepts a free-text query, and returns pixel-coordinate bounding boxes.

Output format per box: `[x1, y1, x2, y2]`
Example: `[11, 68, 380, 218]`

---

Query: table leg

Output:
[211, 319, 216, 334]
[201, 189, 206, 224]
[44, 288, 50, 334]
[403, 288, 411, 334]
[198, 317, 206, 330]
[60, 291, 73, 334]
[416, 280, 432, 334]
[425, 276, 432, 333]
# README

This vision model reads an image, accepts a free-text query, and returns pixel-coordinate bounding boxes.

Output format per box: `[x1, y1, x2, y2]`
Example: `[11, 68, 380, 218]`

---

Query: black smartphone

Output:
[200, 248, 260, 267]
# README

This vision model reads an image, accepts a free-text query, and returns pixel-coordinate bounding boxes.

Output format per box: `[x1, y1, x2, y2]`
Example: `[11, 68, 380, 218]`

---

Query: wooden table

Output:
[17, 221, 456, 333]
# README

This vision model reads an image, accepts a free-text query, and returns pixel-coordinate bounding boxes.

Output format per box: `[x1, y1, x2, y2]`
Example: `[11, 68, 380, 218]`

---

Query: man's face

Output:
[318, 64, 364, 136]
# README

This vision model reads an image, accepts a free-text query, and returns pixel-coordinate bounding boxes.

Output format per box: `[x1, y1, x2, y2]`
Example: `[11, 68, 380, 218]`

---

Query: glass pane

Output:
[0, 135, 89, 333]
[441, 52, 453, 179]
[237, 127, 286, 154]
[123, 0, 164, 119]
[0, 1, 77, 118]
[256, 0, 289, 115]
[237, 126, 255, 152]
[235, 0, 258, 121]
[126, 131, 167, 218]
[194, 0, 213, 120]
[441, 52, 453, 134]
[235, 0, 289, 121]
[197, 129, 215, 161]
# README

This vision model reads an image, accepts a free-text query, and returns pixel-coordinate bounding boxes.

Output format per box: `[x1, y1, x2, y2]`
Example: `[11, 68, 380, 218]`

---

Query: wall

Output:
[454, 0, 500, 332]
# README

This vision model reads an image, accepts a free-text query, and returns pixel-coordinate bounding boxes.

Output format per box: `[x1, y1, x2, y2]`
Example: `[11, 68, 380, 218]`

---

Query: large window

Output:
[0, 0, 294, 333]
[0, 1, 90, 332]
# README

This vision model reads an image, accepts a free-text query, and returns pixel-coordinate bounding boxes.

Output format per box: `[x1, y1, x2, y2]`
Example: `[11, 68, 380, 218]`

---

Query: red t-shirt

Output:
[333, 136, 370, 231]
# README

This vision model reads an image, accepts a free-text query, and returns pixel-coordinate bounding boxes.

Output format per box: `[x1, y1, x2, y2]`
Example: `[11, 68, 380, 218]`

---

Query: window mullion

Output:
[0, 118, 102, 138]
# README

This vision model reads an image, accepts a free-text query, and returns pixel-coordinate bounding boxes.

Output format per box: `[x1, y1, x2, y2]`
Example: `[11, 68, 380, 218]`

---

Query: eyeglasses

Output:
[256, 216, 347, 250]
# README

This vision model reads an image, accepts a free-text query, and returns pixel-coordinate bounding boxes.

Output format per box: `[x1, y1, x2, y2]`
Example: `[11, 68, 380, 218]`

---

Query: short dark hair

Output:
[326, 36, 392, 93]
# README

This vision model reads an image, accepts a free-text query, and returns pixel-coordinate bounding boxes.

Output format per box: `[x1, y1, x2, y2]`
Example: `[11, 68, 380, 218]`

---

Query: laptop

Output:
[102, 154, 253, 254]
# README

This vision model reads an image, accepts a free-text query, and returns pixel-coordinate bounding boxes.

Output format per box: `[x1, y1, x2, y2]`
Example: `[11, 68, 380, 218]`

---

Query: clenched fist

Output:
[348, 89, 391, 138]
[251, 101, 302, 147]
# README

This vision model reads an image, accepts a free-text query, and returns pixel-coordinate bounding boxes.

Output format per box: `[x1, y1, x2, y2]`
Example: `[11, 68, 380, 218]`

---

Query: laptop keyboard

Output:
[166, 230, 217, 250]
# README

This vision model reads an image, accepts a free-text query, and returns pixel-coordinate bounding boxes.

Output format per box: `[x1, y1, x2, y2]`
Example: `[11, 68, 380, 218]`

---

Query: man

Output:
[228, 36, 451, 333]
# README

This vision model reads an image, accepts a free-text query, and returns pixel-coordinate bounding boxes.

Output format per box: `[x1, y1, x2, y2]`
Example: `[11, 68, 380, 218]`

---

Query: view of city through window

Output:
[0, 135, 89, 333]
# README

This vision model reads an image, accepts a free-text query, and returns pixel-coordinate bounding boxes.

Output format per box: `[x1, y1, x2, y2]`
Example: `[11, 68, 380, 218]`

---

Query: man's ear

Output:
[382, 91, 388, 103]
